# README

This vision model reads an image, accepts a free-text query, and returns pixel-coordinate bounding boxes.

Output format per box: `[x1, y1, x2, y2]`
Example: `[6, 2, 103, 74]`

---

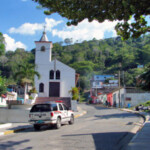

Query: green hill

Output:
[1, 33, 150, 92]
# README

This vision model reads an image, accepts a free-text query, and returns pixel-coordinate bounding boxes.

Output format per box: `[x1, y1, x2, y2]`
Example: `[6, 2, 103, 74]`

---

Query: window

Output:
[51, 104, 58, 111]
[63, 104, 68, 110]
[41, 46, 45, 52]
[56, 70, 60, 79]
[30, 104, 51, 112]
[59, 104, 63, 111]
[50, 70, 54, 79]
[39, 83, 44, 92]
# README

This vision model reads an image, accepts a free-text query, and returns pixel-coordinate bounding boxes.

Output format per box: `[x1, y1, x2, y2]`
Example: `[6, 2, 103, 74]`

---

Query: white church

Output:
[34, 30, 76, 107]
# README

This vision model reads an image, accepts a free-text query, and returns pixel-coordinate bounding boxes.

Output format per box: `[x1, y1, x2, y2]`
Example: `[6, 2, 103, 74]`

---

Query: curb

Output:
[121, 108, 150, 122]
[0, 110, 87, 137]
[74, 111, 87, 118]
[121, 108, 150, 140]
[0, 123, 12, 129]
[0, 126, 32, 136]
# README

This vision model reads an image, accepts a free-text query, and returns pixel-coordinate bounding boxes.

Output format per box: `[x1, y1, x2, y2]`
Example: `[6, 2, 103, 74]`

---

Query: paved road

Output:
[0, 104, 142, 150]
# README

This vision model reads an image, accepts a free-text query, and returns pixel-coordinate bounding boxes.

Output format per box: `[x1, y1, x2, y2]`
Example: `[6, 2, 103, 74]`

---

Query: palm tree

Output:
[15, 63, 40, 103]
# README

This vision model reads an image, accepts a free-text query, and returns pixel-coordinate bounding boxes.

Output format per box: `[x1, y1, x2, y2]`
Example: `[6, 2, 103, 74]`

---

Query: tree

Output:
[0, 32, 5, 56]
[138, 64, 150, 90]
[0, 56, 8, 67]
[14, 63, 40, 102]
[0, 76, 6, 96]
[64, 38, 73, 46]
[33, 0, 150, 39]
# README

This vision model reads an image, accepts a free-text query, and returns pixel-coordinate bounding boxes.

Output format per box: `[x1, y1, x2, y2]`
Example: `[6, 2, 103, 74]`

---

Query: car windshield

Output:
[30, 104, 51, 112]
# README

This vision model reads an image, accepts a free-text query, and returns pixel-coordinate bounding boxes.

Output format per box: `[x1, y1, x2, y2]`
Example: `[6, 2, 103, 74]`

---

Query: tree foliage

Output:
[15, 63, 40, 85]
[14, 63, 40, 101]
[0, 76, 6, 95]
[0, 32, 5, 56]
[138, 64, 150, 90]
[32, 0, 150, 39]
[1, 32, 150, 91]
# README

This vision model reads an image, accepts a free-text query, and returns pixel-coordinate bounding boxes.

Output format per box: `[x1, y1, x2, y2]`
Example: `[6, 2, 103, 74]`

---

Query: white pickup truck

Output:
[29, 101, 74, 130]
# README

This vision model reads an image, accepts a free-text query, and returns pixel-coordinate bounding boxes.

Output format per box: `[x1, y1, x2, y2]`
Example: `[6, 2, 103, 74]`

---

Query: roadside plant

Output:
[69, 87, 79, 100]
[30, 87, 37, 93]
[29, 96, 34, 100]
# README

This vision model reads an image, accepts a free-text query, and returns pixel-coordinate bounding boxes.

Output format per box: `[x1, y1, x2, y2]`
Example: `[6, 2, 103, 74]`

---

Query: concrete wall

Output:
[0, 97, 7, 107]
[0, 108, 29, 123]
[111, 88, 126, 108]
[125, 93, 150, 107]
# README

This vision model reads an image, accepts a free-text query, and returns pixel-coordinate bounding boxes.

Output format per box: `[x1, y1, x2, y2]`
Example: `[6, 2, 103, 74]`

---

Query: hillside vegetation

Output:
[1, 33, 150, 92]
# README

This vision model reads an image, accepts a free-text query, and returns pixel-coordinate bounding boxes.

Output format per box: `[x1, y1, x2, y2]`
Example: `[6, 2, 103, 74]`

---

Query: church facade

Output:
[34, 30, 75, 101]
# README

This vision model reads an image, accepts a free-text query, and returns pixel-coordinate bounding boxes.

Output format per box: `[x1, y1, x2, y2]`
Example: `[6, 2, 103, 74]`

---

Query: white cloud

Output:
[3, 34, 27, 51]
[52, 19, 119, 42]
[8, 18, 63, 35]
[21, 0, 28, 2]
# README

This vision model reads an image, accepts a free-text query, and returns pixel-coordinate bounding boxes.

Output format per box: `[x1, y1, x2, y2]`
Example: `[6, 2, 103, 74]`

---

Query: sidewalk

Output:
[126, 117, 150, 150]
[0, 106, 87, 137]
[122, 109, 150, 150]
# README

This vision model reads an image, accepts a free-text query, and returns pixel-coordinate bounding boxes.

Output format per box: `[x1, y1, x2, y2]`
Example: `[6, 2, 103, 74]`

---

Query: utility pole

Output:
[118, 62, 121, 108]
[122, 71, 125, 87]
[118, 69, 120, 107]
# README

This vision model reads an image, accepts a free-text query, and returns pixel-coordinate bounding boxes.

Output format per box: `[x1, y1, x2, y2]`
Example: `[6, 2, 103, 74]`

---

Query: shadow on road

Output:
[0, 139, 32, 150]
[86, 104, 110, 110]
[94, 112, 140, 120]
[62, 131, 134, 150]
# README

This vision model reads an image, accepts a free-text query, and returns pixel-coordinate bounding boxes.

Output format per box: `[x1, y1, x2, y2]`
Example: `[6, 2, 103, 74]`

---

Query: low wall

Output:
[125, 93, 150, 106]
[0, 106, 30, 123]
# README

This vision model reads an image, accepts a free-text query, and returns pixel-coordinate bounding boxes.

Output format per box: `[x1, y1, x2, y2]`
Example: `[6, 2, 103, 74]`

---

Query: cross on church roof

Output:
[39, 25, 48, 42]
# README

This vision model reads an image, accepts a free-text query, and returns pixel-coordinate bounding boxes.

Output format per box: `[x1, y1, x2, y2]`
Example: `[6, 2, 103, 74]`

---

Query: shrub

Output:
[69, 87, 79, 100]
[29, 96, 33, 100]
[30, 87, 37, 93]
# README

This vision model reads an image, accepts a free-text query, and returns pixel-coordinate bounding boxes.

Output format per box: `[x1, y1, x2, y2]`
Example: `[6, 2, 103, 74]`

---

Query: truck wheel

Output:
[69, 115, 74, 125]
[55, 117, 61, 129]
[34, 124, 40, 130]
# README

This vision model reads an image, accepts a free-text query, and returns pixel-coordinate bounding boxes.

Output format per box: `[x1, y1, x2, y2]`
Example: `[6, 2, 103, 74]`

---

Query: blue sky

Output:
[1, 0, 146, 52]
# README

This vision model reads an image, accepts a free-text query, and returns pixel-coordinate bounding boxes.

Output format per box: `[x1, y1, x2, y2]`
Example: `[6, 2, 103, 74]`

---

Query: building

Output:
[34, 30, 75, 107]
[90, 75, 118, 97]
[125, 87, 150, 107]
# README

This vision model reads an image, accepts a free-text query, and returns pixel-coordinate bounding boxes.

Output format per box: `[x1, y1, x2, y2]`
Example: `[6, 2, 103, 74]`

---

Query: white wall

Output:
[112, 88, 125, 107]
[0, 97, 7, 107]
[125, 93, 150, 107]
[35, 42, 52, 64]
[35, 60, 75, 98]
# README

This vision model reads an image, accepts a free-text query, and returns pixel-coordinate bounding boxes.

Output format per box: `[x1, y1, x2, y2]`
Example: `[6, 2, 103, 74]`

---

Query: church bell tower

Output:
[35, 27, 53, 65]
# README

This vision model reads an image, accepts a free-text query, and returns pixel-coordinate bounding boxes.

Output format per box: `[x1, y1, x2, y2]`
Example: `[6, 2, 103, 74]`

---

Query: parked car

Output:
[29, 101, 74, 130]
[135, 104, 150, 111]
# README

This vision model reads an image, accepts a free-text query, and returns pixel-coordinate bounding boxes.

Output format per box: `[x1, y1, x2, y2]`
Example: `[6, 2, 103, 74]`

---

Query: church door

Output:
[49, 82, 60, 97]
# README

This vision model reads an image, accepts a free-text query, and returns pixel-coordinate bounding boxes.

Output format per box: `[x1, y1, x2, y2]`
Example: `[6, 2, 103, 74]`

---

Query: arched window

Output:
[41, 46, 45, 52]
[39, 83, 44, 92]
[50, 70, 54, 79]
[56, 70, 60, 79]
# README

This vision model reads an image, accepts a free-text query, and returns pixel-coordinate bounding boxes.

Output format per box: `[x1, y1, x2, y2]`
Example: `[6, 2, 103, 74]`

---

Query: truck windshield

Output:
[30, 104, 51, 112]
